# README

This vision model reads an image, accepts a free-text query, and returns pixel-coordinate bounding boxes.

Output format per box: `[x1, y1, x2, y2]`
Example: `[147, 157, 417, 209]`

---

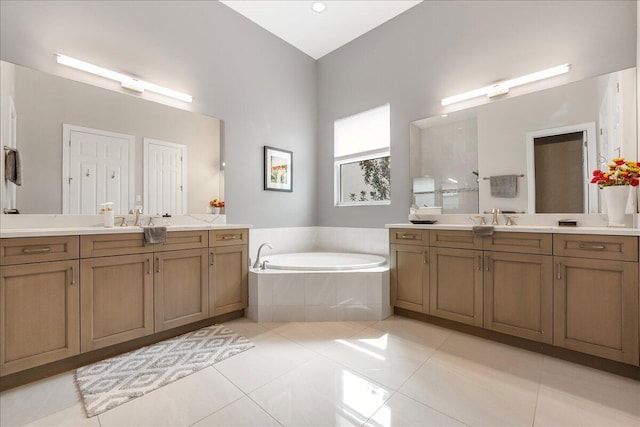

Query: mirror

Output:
[410, 67, 637, 214]
[0, 60, 222, 215]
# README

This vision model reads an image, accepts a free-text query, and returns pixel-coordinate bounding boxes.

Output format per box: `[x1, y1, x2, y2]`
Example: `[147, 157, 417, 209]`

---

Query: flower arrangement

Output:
[209, 199, 225, 208]
[591, 158, 639, 188]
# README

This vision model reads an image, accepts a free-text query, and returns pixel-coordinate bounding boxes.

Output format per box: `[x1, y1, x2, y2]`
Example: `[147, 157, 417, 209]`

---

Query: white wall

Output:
[0, 0, 317, 227]
[317, 0, 636, 227]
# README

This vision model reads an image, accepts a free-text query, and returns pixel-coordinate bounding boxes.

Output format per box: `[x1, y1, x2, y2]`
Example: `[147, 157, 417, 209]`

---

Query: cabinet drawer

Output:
[484, 232, 552, 255]
[81, 233, 151, 258]
[209, 229, 248, 247]
[389, 229, 429, 245]
[1, 236, 79, 265]
[429, 229, 482, 250]
[161, 230, 208, 251]
[553, 234, 638, 262]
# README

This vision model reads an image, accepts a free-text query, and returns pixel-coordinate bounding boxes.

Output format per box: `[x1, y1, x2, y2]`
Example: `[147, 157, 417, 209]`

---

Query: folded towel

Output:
[144, 226, 167, 245]
[4, 148, 22, 186]
[490, 174, 517, 198]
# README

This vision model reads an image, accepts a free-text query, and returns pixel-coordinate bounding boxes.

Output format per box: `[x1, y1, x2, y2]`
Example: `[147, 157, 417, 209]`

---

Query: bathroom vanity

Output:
[388, 224, 640, 367]
[0, 225, 249, 380]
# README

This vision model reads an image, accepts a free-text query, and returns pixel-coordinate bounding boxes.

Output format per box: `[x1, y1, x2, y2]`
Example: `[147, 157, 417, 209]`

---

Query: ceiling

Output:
[219, 0, 422, 59]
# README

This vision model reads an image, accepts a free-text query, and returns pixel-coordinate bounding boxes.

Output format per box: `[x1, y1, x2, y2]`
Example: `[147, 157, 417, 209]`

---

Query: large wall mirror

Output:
[410, 67, 637, 215]
[0, 60, 222, 215]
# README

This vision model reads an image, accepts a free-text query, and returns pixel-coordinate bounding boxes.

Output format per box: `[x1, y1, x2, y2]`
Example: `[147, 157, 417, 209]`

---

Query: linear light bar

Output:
[441, 64, 570, 106]
[55, 54, 193, 103]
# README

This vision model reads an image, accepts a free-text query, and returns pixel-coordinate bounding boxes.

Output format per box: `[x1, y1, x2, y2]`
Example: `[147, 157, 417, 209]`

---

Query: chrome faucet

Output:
[134, 208, 143, 226]
[491, 208, 501, 225]
[253, 243, 273, 269]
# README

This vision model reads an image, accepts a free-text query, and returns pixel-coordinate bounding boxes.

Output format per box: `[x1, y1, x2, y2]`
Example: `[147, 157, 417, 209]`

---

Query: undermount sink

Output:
[471, 225, 495, 236]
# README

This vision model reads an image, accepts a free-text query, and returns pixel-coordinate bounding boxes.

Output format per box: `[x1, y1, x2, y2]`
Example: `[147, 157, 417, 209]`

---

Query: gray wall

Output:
[0, 0, 317, 227]
[316, 0, 637, 227]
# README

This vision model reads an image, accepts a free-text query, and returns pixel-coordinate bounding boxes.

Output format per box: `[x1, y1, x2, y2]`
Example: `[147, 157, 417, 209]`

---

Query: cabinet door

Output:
[154, 249, 208, 331]
[209, 245, 248, 316]
[80, 254, 154, 352]
[484, 252, 553, 343]
[554, 257, 639, 365]
[1, 260, 79, 375]
[429, 247, 483, 326]
[390, 244, 429, 313]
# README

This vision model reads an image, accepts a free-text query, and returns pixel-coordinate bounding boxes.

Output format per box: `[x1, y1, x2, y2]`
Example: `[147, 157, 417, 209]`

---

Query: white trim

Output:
[143, 138, 187, 214]
[525, 122, 597, 213]
[62, 124, 135, 214]
[334, 150, 390, 206]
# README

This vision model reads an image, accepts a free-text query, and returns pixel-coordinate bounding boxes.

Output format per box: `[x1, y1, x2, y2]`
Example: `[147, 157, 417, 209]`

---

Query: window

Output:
[334, 104, 390, 206]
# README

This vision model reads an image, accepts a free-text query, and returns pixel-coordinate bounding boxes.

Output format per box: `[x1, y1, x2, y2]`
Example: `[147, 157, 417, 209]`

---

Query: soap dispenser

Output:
[100, 202, 115, 228]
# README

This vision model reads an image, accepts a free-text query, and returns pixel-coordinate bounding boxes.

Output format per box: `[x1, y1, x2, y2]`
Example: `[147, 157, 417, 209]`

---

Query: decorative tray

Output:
[409, 220, 438, 224]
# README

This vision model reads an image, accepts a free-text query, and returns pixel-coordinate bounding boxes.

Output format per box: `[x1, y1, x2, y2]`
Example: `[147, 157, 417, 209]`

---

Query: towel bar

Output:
[482, 174, 524, 180]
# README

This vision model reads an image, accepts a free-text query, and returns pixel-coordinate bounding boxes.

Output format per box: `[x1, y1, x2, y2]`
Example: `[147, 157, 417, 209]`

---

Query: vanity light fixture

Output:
[55, 54, 193, 103]
[311, 1, 326, 13]
[441, 63, 570, 106]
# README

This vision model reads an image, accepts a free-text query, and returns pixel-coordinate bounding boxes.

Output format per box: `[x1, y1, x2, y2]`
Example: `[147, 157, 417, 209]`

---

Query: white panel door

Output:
[63, 125, 135, 214]
[144, 138, 186, 215]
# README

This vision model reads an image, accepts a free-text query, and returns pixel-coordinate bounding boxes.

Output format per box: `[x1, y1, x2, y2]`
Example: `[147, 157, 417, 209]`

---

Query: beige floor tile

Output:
[536, 357, 640, 421]
[98, 366, 243, 427]
[534, 385, 640, 427]
[0, 371, 80, 427]
[250, 356, 392, 426]
[214, 331, 316, 393]
[369, 316, 452, 347]
[399, 357, 538, 426]
[191, 396, 281, 426]
[268, 321, 371, 352]
[319, 326, 439, 389]
[22, 403, 99, 427]
[365, 392, 467, 427]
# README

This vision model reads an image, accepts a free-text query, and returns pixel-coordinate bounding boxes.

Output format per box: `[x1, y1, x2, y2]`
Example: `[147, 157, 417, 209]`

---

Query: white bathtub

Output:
[248, 252, 391, 322]
[262, 252, 386, 271]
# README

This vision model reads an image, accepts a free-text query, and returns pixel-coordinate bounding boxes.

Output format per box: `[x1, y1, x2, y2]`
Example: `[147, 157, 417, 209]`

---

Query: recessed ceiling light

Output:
[311, 2, 326, 13]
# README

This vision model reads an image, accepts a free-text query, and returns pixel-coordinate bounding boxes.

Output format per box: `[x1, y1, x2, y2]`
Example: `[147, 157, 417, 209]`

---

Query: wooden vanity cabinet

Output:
[553, 234, 639, 365]
[483, 233, 553, 343]
[429, 246, 484, 326]
[208, 229, 249, 316]
[0, 236, 80, 375]
[389, 228, 430, 312]
[154, 248, 209, 331]
[428, 230, 483, 326]
[80, 230, 210, 351]
[80, 253, 154, 352]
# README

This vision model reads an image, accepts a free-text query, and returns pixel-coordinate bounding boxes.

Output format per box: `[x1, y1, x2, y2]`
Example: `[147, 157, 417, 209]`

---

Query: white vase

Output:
[603, 185, 630, 227]
[212, 207, 221, 214]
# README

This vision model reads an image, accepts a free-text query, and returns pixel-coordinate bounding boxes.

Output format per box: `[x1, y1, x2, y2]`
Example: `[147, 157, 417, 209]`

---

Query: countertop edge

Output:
[385, 223, 640, 236]
[0, 224, 253, 238]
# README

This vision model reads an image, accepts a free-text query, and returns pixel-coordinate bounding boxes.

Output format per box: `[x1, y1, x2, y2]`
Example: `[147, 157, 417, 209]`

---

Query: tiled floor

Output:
[1, 316, 639, 426]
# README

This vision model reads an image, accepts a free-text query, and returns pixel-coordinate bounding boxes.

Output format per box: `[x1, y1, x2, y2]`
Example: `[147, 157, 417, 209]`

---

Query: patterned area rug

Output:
[75, 324, 254, 417]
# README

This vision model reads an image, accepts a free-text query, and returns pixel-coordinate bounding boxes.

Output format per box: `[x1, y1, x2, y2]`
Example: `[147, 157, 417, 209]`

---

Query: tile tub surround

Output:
[249, 227, 389, 262]
[247, 268, 392, 322]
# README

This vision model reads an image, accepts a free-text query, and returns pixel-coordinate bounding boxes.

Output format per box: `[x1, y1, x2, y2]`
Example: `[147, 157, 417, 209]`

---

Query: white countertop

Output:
[0, 214, 251, 238]
[385, 223, 640, 236]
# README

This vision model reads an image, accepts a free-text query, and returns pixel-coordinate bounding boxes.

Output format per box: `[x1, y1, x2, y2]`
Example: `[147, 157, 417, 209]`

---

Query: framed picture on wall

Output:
[264, 146, 293, 192]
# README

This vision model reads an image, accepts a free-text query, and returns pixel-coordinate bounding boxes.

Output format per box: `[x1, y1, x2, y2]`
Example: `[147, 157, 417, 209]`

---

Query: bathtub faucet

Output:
[253, 243, 273, 269]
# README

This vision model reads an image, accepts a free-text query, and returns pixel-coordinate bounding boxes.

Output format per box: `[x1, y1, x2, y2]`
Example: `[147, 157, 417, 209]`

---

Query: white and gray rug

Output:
[75, 324, 254, 417]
